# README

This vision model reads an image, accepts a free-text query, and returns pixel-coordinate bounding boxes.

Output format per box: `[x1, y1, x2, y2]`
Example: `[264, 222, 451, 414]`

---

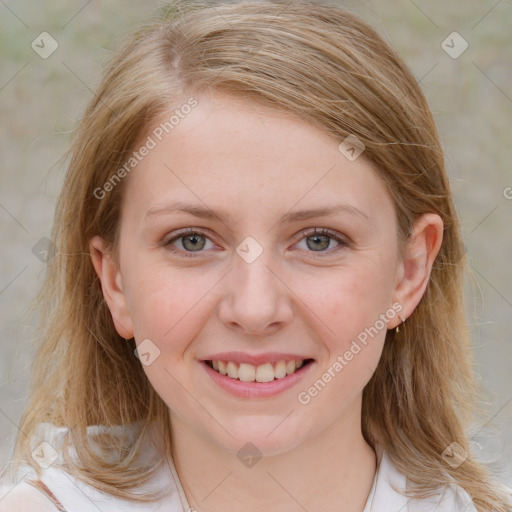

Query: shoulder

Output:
[1, 462, 184, 512]
[0, 481, 61, 511]
[1, 422, 185, 512]
[369, 448, 478, 512]
[407, 482, 477, 512]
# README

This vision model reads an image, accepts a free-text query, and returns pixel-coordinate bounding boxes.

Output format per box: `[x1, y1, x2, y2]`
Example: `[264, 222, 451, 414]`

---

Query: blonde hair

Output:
[5, 0, 511, 510]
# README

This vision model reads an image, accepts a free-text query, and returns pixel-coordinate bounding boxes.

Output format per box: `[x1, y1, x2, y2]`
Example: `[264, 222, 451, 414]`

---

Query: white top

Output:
[0, 423, 477, 511]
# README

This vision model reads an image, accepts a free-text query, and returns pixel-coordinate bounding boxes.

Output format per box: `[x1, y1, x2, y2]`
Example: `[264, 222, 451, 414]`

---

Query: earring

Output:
[396, 315, 406, 334]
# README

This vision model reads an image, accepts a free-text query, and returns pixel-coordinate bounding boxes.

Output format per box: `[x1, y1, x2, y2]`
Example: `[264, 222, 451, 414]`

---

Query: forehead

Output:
[121, 91, 395, 227]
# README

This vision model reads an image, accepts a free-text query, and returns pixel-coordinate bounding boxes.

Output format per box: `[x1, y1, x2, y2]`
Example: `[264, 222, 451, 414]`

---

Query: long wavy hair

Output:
[4, 1, 511, 510]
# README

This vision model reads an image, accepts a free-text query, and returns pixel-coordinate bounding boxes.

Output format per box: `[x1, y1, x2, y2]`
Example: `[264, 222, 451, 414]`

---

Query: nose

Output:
[217, 248, 294, 336]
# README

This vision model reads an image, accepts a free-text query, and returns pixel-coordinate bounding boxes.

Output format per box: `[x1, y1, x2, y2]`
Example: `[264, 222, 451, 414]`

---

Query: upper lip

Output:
[200, 352, 313, 366]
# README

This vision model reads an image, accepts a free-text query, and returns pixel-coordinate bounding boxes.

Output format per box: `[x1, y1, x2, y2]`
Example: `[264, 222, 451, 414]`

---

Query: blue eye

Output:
[298, 228, 347, 253]
[164, 228, 215, 257]
[163, 227, 348, 258]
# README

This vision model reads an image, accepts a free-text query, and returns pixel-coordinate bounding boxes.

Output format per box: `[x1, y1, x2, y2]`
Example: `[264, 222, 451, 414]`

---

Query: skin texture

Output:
[90, 91, 443, 511]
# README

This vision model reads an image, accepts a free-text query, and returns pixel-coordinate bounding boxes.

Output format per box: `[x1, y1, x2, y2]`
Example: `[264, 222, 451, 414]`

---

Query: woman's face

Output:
[95, 91, 407, 455]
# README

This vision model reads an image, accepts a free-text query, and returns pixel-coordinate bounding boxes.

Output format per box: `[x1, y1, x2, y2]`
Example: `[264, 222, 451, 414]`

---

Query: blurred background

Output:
[1, 0, 511, 489]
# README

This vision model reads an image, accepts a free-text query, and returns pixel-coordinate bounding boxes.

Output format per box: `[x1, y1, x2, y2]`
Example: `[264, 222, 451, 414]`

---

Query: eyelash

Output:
[163, 227, 348, 258]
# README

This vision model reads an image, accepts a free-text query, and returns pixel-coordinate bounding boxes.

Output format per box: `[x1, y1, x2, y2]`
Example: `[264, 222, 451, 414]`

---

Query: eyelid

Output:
[163, 227, 349, 257]
[296, 228, 349, 252]
[163, 227, 218, 258]
[163, 227, 214, 245]
[299, 227, 347, 243]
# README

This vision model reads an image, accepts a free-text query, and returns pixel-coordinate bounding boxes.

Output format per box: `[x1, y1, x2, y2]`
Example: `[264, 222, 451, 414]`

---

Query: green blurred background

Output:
[1, 0, 511, 487]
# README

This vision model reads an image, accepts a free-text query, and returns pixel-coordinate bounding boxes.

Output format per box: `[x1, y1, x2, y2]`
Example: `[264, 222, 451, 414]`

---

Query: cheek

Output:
[123, 261, 207, 341]
[297, 270, 391, 409]
[300, 338, 384, 419]
[309, 262, 395, 331]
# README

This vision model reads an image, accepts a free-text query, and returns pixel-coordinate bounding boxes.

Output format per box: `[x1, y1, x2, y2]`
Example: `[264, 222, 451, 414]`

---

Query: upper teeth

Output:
[211, 360, 304, 382]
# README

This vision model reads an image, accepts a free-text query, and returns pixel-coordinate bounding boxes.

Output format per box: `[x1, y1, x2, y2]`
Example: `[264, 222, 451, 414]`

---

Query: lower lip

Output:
[200, 360, 314, 399]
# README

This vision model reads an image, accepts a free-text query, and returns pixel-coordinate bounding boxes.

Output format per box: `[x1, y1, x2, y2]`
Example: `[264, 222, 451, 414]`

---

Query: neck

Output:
[169, 397, 377, 512]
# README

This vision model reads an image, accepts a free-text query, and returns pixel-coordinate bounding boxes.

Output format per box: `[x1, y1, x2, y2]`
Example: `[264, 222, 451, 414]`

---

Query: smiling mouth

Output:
[204, 359, 315, 383]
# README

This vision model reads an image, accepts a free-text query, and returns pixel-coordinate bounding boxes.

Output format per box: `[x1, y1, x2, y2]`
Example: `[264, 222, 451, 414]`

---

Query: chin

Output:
[209, 418, 311, 458]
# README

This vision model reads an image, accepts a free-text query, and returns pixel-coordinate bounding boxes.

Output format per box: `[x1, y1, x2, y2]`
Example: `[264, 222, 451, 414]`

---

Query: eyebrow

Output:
[144, 200, 370, 224]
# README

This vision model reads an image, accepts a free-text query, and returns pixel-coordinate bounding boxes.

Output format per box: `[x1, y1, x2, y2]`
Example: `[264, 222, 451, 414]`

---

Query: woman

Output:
[1, 0, 510, 510]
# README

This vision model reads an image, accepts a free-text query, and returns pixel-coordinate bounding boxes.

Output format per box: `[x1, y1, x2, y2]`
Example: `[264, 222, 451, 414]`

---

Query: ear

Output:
[390, 213, 444, 328]
[89, 235, 134, 339]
